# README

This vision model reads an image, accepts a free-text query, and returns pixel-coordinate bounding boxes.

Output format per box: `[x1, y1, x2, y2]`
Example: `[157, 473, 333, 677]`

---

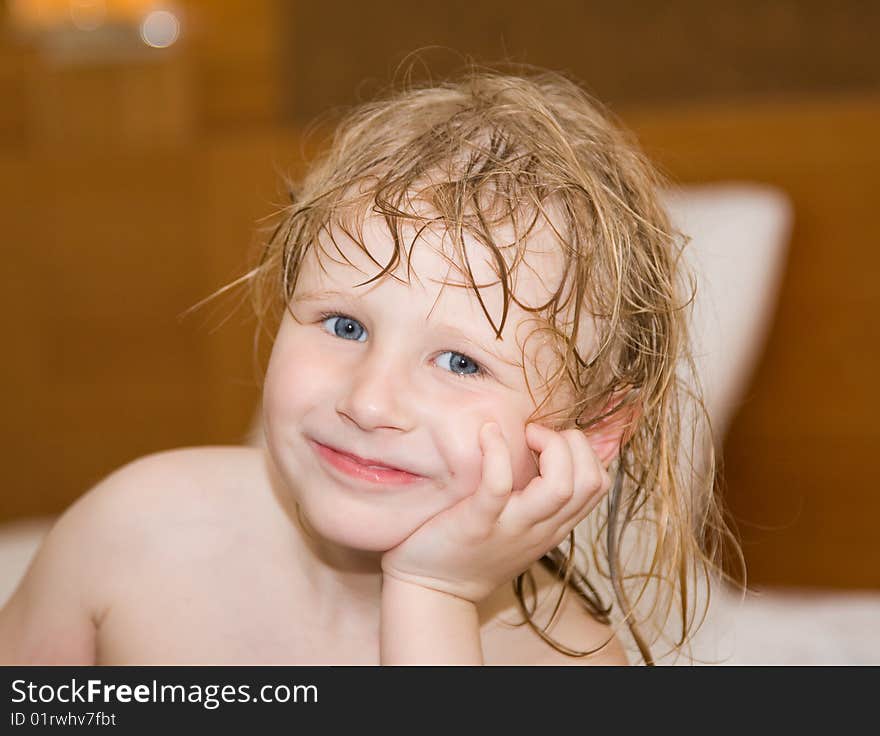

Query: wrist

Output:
[380, 574, 483, 665]
[381, 572, 475, 607]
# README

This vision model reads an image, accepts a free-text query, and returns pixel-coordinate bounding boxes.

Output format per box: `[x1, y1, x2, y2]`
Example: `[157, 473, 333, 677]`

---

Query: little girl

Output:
[0, 67, 738, 666]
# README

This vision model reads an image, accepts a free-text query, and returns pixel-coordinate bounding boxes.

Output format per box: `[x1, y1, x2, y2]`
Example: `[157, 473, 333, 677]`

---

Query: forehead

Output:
[299, 207, 568, 322]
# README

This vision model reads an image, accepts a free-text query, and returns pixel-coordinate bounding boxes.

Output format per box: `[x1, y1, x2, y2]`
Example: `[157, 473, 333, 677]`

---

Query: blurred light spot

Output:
[139, 9, 179, 48]
[69, 0, 107, 32]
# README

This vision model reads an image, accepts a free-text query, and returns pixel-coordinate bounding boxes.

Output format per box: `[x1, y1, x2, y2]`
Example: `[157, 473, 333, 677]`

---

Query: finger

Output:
[512, 423, 574, 522]
[550, 467, 613, 545]
[516, 429, 610, 542]
[557, 429, 612, 521]
[467, 421, 513, 529]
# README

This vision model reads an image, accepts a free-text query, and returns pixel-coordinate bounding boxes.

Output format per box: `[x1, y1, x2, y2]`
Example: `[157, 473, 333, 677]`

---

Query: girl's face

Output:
[263, 211, 589, 551]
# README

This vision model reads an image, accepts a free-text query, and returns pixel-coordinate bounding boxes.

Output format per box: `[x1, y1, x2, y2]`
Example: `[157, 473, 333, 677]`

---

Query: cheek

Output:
[262, 334, 330, 429]
[432, 397, 541, 501]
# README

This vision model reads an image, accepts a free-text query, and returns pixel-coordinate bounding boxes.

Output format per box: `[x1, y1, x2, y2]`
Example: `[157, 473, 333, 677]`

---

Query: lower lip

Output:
[310, 441, 425, 486]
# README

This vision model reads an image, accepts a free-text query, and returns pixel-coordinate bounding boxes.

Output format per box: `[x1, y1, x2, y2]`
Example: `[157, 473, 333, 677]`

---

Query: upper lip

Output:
[312, 440, 422, 476]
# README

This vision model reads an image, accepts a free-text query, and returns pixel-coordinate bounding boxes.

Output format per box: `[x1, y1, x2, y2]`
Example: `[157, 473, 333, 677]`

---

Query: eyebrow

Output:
[295, 288, 522, 367]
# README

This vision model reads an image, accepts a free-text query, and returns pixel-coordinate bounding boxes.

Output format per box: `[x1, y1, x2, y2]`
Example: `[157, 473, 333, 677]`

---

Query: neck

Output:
[263, 448, 384, 631]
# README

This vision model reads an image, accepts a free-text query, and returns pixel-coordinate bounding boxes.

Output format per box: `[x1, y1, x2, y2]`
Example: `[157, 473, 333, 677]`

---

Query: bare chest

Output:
[97, 552, 528, 665]
[94, 548, 384, 665]
[96, 595, 532, 665]
[94, 552, 533, 665]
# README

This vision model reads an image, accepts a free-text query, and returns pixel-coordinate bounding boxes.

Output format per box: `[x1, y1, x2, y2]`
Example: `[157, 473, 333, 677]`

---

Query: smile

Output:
[309, 440, 426, 486]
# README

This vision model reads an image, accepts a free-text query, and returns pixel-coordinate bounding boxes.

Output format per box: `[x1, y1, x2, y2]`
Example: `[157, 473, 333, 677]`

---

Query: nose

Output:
[335, 344, 415, 432]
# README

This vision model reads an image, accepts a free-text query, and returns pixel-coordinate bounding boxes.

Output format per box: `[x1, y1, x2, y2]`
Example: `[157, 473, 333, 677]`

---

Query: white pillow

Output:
[664, 183, 793, 442]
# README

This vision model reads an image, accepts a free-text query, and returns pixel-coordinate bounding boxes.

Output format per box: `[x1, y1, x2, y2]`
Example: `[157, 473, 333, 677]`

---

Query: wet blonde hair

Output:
[213, 64, 743, 665]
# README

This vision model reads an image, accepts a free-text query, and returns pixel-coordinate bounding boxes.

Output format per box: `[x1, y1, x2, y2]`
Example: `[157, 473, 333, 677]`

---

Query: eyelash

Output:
[316, 311, 488, 380]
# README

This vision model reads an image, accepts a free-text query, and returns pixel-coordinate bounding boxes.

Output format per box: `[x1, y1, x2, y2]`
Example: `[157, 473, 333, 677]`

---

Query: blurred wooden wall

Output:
[284, 0, 880, 124]
[1, 1, 878, 591]
[0, 0, 289, 514]
[629, 100, 880, 590]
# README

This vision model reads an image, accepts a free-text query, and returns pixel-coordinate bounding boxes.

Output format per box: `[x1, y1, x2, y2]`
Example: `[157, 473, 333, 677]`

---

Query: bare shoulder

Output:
[75, 445, 279, 569]
[95, 444, 265, 511]
[0, 445, 267, 664]
[93, 444, 275, 526]
[481, 562, 630, 666]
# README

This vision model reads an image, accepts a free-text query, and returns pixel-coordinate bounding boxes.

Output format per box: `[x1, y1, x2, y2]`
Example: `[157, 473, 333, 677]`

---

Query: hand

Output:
[380, 421, 612, 603]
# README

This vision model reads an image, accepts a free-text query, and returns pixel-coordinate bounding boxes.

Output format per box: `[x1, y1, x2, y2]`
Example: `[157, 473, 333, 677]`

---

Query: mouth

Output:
[308, 440, 426, 486]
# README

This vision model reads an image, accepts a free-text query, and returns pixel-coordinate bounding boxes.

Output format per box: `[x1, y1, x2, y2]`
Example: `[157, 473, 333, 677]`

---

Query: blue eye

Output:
[321, 313, 366, 342]
[318, 312, 486, 379]
[436, 351, 482, 378]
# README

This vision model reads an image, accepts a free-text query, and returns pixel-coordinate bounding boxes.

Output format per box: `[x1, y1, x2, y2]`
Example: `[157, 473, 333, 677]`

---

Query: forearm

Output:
[380, 576, 483, 665]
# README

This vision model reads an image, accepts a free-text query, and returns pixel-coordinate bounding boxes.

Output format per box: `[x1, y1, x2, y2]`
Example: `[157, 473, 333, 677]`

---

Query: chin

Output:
[300, 497, 424, 552]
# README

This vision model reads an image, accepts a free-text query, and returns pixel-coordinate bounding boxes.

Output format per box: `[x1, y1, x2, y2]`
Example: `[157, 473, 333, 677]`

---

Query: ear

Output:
[581, 393, 641, 468]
